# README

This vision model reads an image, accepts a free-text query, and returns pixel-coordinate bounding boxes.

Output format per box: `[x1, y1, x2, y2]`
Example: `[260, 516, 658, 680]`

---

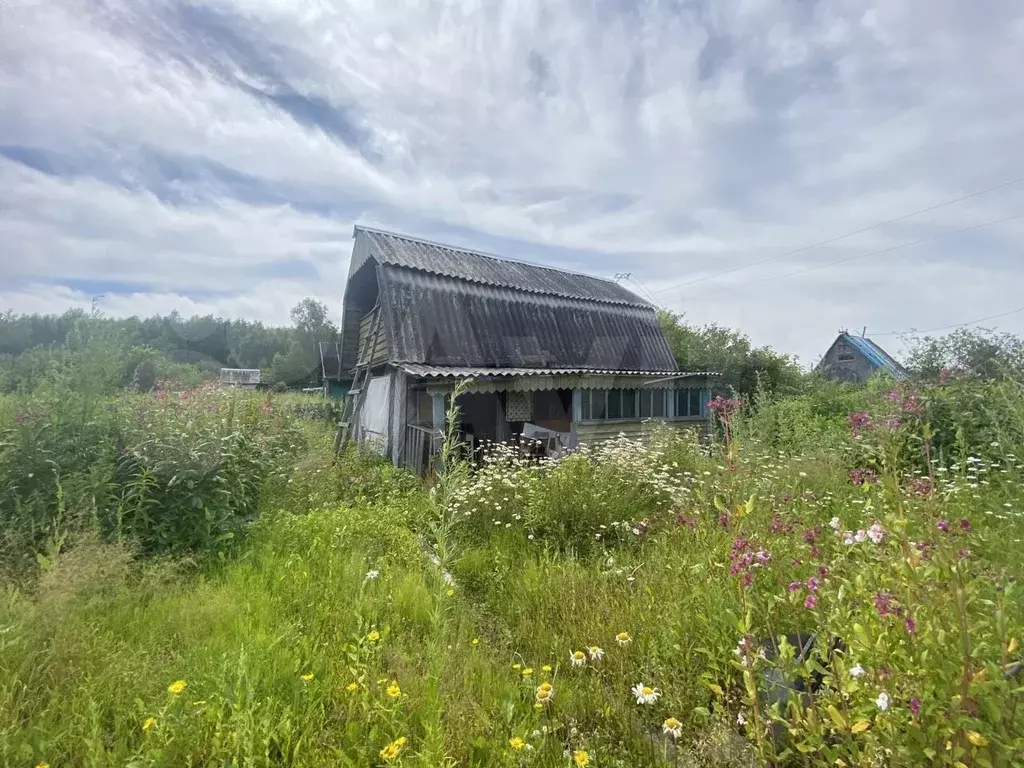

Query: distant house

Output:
[338, 226, 717, 472]
[817, 332, 908, 384]
[219, 368, 261, 388]
[318, 341, 351, 399]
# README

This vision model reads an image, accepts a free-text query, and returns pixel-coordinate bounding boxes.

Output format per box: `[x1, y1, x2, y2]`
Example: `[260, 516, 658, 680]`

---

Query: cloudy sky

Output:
[3, 0, 1024, 365]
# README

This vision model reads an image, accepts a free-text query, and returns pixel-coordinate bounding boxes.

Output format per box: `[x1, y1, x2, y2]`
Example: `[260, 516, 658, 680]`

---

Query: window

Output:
[836, 343, 856, 362]
[639, 390, 667, 418]
[581, 389, 638, 420]
[675, 388, 707, 418]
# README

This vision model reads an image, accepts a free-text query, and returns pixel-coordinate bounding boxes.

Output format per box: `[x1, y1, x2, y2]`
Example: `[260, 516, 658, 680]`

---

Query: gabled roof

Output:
[829, 332, 908, 380]
[341, 227, 677, 373]
[350, 226, 649, 307]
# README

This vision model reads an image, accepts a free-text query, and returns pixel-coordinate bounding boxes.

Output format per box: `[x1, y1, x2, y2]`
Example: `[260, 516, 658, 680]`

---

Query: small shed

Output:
[219, 368, 262, 388]
[338, 226, 717, 472]
[817, 332, 907, 384]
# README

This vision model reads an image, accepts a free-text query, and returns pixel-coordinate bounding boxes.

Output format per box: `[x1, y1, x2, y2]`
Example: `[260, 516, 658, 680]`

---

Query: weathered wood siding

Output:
[358, 309, 388, 366]
[575, 418, 707, 444]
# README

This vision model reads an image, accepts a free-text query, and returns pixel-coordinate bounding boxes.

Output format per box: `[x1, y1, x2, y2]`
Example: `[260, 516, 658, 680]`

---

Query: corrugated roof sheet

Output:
[377, 265, 678, 371]
[352, 226, 649, 307]
[399, 364, 713, 379]
[841, 333, 908, 380]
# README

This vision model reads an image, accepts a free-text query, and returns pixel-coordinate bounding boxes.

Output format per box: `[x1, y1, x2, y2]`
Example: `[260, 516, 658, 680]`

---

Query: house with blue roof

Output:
[817, 331, 908, 384]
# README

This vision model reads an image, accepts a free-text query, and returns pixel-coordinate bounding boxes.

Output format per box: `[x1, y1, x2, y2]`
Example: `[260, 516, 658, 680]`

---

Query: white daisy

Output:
[570, 650, 587, 667]
[588, 646, 605, 661]
[876, 691, 890, 711]
[850, 664, 865, 678]
[631, 683, 661, 705]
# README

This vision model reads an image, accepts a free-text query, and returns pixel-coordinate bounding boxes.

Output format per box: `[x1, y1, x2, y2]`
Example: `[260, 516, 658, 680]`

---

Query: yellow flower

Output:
[1009, 637, 1019, 654]
[386, 680, 402, 698]
[662, 717, 682, 738]
[300, 673, 314, 682]
[346, 681, 359, 693]
[472, 638, 479, 645]
[615, 631, 632, 647]
[535, 681, 554, 704]
[513, 663, 522, 670]
[367, 630, 381, 643]
[966, 731, 989, 748]
[36, 762, 50, 768]
[142, 717, 157, 732]
[509, 736, 526, 750]
[395, 736, 408, 748]
[542, 664, 553, 673]
[167, 680, 187, 696]
[447, 588, 455, 597]
[379, 741, 401, 761]
[573, 749, 590, 767]
[570, 650, 587, 667]
[522, 667, 534, 677]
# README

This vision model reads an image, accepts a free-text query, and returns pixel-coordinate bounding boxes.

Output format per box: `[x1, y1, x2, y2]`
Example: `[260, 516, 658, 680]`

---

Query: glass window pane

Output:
[675, 389, 687, 417]
[639, 390, 651, 418]
[690, 389, 701, 417]
[593, 390, 607, 419]
[581, 390, 591, 421]
[652, 390, 665, 417]
[607, 389, 622, 419]
[622, 389, 637, 418]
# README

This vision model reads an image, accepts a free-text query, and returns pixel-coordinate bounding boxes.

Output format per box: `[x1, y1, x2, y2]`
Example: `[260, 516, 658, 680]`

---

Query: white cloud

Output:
[2, 0, 1024, 363]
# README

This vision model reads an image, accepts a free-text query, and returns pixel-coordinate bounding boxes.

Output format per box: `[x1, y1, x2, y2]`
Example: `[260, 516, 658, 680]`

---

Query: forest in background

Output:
[3, 300, 1023, 398]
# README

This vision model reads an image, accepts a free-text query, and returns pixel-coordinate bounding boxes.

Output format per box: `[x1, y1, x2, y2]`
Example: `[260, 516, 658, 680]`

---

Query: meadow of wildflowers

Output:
[2, 372, 1024, 766]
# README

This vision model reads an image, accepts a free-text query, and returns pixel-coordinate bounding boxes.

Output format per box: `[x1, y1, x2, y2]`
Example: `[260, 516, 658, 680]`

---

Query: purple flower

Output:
[905, 616, 917, 634]
[874, 591, 897, 618]
[959, 519, 972, 533]
[807, 576, 820, 592]
[847, 412, 872, 436]
[908, 477, 933, 497]
[937, 519, 950, 533]
[818, 565, 829, 579]
[788, 581, 802, 593]
[709, 396, 744, 417]
[804, 594, 818, 609]
[886, 416, 902, 432]
[867, 522, 885, 545]
[803, 526, 820, 544]
[910, 697, 921, 718]
[719, 513, 730, 528]
[849, 468, 879, 486]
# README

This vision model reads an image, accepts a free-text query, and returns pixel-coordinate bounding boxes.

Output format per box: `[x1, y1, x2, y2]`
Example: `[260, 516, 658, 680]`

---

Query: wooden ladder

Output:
[333, 303, 382, 453]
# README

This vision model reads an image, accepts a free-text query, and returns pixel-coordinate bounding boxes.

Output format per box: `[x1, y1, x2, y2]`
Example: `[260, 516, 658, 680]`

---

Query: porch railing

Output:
[402, 424, 436, 476]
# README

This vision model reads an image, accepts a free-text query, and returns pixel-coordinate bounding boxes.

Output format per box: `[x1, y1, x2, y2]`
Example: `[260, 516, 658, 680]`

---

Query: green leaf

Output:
[796, 743, 817, 753]
[827, 706, 848, 730]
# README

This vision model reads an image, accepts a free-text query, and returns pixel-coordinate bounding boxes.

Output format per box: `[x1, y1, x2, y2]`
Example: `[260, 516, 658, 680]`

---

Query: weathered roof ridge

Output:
[352, 224, 650, 308]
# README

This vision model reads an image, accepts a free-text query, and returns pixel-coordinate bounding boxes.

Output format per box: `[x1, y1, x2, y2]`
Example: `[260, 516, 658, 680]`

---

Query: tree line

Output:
[2, 299, 1019, 396]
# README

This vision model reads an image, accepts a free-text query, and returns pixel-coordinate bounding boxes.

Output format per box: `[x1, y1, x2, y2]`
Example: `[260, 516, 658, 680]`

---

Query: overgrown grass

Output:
[2, 375, 1024, 766]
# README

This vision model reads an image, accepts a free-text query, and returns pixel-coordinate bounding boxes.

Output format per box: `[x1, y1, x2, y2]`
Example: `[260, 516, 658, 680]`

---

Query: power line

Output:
[651, 175, 1024, 295]
[872, 305, 1024, 337]
[614, 272, 663, 307]
[673, 212, 1023, 304]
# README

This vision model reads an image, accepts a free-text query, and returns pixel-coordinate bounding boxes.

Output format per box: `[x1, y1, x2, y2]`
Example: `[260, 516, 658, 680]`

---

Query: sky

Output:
[2, 0, 1024, 366]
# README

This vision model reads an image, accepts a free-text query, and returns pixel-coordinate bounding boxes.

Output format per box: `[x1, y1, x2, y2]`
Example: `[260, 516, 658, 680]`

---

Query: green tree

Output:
[905, 327, 1024, 381]
[657, 310, 804, 398]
